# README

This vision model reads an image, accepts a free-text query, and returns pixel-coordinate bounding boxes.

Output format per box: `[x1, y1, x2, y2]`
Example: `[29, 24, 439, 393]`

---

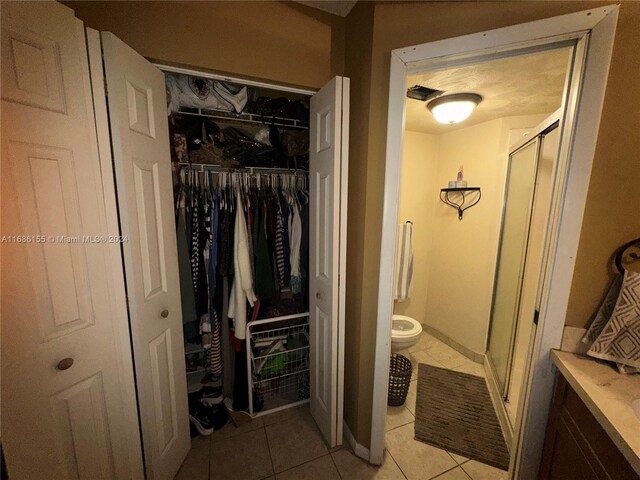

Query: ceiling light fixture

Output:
[427, 93, 483, 124]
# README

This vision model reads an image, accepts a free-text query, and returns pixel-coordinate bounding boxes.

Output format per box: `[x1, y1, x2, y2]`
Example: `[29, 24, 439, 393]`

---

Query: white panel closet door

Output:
[309, 76, 349, 447]
[0, 2, 142, 479]
[99, 32, 189, 479]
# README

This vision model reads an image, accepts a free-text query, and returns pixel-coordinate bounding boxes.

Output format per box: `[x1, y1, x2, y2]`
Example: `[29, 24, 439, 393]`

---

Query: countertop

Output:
[551, 350, 640, 476]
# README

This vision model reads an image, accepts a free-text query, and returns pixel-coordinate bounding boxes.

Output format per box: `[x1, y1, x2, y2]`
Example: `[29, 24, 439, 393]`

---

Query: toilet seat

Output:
[392, 315, 422, 337]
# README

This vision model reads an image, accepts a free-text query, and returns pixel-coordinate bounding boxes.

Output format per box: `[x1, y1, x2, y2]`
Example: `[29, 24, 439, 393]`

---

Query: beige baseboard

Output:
[343, 420, 371, 463]
[421, 323, 484, 364]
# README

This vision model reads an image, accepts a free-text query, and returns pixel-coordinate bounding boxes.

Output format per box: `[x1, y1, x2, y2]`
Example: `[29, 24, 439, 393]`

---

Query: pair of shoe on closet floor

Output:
[188, 386, 228, 436]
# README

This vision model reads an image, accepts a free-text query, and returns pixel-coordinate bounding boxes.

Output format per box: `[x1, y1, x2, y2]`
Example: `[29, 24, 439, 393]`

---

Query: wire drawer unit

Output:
[246, 313, 310, 416]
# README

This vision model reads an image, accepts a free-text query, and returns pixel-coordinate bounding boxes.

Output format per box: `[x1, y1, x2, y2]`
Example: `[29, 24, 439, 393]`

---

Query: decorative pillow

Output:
[587, 271, 640, 370]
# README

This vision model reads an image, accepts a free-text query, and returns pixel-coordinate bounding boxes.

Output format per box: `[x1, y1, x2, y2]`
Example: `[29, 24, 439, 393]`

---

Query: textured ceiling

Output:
[405, 47, 572, 134]
[295, 1, 357, 17]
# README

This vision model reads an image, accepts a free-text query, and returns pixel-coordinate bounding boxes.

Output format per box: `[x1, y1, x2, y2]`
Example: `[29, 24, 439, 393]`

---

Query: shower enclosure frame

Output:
[486, 114, 560, 404]
[370, 6, 619, 480]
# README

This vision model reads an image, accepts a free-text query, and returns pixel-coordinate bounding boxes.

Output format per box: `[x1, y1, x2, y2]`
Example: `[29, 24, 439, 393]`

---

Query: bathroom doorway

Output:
[370, 7, 618, 479]
[383, 47, 570, 478]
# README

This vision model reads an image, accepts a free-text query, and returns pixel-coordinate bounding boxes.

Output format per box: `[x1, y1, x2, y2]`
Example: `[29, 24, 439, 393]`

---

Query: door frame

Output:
[370, 7, 618, 479]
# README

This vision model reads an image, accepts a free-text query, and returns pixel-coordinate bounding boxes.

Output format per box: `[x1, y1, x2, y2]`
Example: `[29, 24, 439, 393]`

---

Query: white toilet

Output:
[391, 315, 423, 352]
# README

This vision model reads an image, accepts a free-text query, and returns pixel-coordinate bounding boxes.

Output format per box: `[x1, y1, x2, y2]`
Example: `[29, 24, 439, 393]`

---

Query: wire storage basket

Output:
[388, 353, 412, 406]
[246, 313, 310, 416]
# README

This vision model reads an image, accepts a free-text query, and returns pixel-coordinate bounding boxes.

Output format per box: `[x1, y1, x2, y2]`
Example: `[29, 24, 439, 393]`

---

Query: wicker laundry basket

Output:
[388, 353, 412, 406]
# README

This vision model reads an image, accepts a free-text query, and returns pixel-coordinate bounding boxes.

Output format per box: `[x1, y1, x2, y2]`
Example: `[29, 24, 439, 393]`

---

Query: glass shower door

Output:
[487, 138, 540, 393]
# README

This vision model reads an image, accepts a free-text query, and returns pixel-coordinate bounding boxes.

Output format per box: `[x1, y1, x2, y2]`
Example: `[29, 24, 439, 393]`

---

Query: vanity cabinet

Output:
[539, 374, 638, 480]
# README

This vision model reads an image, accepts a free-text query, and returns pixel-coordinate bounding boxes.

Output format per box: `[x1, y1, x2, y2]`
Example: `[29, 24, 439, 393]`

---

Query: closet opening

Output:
[161, 67, 315, 421]
[101, 58, 350, 478]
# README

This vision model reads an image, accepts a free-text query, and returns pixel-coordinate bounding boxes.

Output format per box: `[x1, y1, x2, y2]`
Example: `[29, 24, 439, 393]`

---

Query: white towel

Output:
[394, 222, 414, 301]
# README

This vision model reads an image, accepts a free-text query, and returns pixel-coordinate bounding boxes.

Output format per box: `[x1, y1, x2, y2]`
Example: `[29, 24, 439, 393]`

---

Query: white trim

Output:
[343, 420, 371, 461]
[154, 63, 316, 96]
[396, 7, 611, 65]
[86, 27, 145, 478]
[336, 76, 350, 446]
[511, 8, 619, 478]
[369, 51, 407, 466]
[371, 7, 619, 478]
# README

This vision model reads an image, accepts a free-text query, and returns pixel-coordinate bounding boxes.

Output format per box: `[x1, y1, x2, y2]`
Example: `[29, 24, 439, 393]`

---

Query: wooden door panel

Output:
[1, 3, 142, 479]
[309, 76, 348, 447]
[100, 31, 189, 479]
[132, 160, 167, 299]
[149, 328, 180, 454]
[1, 24, 66, 112]
[51, 373, 115, 480]
[8, 142, 94, 340]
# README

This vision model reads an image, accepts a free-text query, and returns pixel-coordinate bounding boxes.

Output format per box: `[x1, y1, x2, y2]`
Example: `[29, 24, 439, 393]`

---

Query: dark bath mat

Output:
[415, 363, 510, 471]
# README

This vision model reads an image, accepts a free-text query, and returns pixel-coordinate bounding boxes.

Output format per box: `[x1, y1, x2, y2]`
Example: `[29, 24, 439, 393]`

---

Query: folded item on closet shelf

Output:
[248, 96, 310, 124]
[165, 73, 236, 114]
[281, 130, 309, 157]
[170, 113, 205, 153]
[214, 81, 248, 114]
[252, 96, 290, 118]
[171, 133, 189, 163]
[199, 385, 224, 406]
[254, 127, 272, 146]
[189, 143, 238, 166]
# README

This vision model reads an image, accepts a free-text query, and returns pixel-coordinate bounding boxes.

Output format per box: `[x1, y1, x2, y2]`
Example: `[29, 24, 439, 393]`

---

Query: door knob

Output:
[316, 292, 321, 300]
[57, 357, 74, 371]
[160, 309, 169, 318]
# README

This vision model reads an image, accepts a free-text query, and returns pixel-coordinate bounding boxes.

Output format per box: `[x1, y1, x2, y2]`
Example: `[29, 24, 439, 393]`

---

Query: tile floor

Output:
[174, 331, 508, 480]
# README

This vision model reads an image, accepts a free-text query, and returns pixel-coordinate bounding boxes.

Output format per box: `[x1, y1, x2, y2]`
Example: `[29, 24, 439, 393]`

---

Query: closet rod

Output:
[179, 162, 308, 175]
[177, 108, 309, 130]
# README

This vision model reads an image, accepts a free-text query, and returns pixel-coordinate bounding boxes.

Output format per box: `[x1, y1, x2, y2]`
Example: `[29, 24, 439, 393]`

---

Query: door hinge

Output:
[533, 309, 540, 326]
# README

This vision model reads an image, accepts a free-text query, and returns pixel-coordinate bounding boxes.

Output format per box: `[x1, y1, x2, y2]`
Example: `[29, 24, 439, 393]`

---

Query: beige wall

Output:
[342, 0, 376, 447]
[344, 1, 640, 448]
[396, 116, 546, 355]
[393, 131, 438, 321]
[428, 116, 535, 354]
[64, 1, 345, 89]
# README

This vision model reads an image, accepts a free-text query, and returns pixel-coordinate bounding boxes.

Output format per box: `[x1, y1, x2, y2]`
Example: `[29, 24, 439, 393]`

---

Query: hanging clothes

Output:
[176, 190, 197, 325]
[175, 168, 310, 412]
[255, 194, 275, 300]
[191, 192, 209, 318]
[289, 201, 302, 294]
[227, 191, 257, 340]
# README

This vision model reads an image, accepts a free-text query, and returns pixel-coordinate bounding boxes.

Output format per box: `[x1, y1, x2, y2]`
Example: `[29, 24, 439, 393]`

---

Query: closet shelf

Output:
[176, 107, 309, 130]
[184, 342, 205, 355]
[186, 367, 206, 376]
[179, 162, 308, 175]
[439, 187, 482, 220]
[187, 373, 206, 394]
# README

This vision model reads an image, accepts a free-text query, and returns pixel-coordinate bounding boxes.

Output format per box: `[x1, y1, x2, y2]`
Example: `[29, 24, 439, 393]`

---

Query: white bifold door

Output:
[309, 77, 349, 448]
[90, 32, 190, 480]
[0, 2, 142, 479]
